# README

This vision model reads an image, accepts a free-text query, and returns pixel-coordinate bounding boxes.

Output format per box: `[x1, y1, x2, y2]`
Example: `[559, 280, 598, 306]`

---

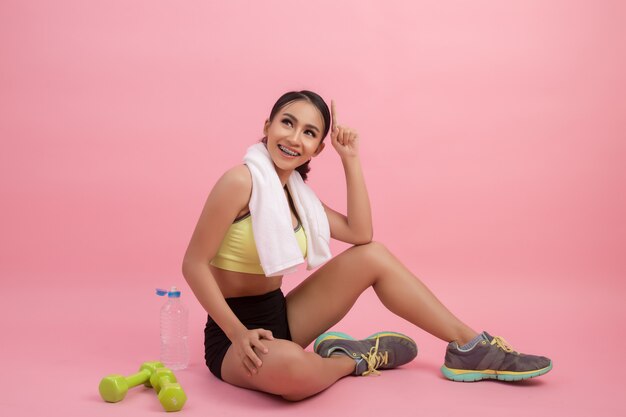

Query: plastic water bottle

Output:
[156, 287, 189, 370]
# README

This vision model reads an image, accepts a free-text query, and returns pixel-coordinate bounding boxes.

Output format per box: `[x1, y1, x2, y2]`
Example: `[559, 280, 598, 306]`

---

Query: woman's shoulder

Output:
[212, 165, 252, 208]
[216, 164, 252, 191]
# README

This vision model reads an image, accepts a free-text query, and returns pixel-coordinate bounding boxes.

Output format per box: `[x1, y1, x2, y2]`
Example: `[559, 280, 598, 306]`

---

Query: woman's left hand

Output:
[330, 100, 359, 160]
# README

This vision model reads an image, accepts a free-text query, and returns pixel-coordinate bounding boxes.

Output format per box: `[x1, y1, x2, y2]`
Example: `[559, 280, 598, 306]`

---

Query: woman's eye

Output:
[280, 119, 315, 137]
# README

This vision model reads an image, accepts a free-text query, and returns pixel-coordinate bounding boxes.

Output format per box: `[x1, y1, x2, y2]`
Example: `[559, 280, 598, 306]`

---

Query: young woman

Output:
[182, 90, 552, 401]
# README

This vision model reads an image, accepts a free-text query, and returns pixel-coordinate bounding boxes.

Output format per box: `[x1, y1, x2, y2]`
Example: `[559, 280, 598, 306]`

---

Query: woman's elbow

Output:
[353, 230, 373, 245]
[181, 257, 206, 280]
[181, 259, 192, 279]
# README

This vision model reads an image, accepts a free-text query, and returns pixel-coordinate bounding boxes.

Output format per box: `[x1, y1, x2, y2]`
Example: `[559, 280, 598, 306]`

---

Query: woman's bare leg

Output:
[221, 241, 476, 400]
[287, 241, 478, 348]
[220, 339, 355, 401]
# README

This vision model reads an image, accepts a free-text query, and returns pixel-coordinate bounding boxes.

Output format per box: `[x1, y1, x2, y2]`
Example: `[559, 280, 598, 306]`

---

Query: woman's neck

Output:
[274, 165, 292, 188]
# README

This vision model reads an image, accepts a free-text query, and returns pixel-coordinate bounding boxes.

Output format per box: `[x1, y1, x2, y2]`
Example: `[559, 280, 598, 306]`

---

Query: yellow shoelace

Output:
[360, 336, 389, 376]
[491, 336, 519, 354]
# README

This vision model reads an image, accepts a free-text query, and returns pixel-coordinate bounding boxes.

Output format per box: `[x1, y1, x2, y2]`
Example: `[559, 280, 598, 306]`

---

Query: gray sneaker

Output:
[314, 331, 418, 376]
[441, 331, 553, 382]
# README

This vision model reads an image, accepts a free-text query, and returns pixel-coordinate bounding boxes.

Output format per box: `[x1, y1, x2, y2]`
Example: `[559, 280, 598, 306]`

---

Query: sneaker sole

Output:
[441, 361, 553, 382]
[313, 331, 355, 353]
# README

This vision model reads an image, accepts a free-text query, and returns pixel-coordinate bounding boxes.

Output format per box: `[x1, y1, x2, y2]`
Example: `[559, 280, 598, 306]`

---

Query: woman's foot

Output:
[314, 331, 418, 376]
[441, 331, 552, 382]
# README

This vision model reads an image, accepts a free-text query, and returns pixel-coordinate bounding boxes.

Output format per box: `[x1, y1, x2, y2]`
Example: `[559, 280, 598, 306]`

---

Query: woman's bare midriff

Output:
[210, 265, 283, 298]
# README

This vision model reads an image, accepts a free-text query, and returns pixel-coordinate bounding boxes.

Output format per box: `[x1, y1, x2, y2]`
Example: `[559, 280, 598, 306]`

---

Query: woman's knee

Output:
[365, 240, 388, 252]
[267, 346, 311, 385]
[353, 240, 388, 255]
[352, 240, 391, 267]
[253, 343, 314, 397]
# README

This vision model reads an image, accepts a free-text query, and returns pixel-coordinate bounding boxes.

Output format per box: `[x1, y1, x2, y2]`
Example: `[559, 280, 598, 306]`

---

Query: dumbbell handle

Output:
[124, 369, 151, 388]
[152, 372, 177, 393]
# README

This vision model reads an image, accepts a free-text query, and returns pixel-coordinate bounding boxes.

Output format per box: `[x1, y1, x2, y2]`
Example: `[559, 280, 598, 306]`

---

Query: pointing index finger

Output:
[331, 100, 337, 131]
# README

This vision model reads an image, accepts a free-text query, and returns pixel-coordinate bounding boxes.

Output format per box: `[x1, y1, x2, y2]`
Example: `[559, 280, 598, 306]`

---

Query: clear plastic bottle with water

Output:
[156, 287, 189, 370]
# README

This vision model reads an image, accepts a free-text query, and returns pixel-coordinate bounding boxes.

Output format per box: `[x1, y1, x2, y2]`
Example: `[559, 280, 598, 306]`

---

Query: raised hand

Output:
[330, 100, 360, 159]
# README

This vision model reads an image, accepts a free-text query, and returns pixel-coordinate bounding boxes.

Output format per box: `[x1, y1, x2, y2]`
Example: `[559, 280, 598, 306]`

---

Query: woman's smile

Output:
[277, 144, 301, 158]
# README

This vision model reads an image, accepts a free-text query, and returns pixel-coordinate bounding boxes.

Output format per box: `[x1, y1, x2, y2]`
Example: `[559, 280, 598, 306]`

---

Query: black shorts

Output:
[204, 288, 292, 380]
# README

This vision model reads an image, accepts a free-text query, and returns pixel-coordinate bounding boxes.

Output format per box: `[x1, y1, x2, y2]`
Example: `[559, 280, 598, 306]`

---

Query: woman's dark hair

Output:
[261, 90, 331, 182]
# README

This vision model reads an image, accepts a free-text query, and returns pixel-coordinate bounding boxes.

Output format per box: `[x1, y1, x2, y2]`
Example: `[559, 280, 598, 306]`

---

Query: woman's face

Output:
[263, 99, 326, 173]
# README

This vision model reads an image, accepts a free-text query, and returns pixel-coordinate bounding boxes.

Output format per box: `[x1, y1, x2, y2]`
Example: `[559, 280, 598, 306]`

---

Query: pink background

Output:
[2, 1, 624, 416]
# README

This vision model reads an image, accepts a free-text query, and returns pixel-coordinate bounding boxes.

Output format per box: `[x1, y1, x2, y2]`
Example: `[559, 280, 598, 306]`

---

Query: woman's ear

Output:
[263, 119, 270, 136]
[313, 141, 325, 157]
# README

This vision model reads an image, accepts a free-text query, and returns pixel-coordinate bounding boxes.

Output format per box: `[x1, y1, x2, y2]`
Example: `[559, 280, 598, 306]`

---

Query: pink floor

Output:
[6, 268, 623, 417]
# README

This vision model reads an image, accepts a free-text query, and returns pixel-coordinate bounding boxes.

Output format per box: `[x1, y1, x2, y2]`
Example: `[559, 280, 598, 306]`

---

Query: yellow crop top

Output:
[209, 212, 307, 275]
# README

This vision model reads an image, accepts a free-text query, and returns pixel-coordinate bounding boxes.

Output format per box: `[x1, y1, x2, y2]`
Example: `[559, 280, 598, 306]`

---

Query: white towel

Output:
[243, 142, 332, 277]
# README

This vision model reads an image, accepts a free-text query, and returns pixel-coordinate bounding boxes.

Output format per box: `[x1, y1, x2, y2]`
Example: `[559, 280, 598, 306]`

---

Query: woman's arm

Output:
[322, 157, 373, 245]
[322, 101, 373, 245]
[182, 166, 251, 337]
[182, 165, 273, 375]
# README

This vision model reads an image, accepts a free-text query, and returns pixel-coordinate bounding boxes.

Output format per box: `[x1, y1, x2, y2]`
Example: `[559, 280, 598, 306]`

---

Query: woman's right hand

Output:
[231, 328, 274, 376]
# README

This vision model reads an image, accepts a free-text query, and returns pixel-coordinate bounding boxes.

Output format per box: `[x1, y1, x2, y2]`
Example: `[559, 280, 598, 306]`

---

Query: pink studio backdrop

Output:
[1, 1, 625, 417]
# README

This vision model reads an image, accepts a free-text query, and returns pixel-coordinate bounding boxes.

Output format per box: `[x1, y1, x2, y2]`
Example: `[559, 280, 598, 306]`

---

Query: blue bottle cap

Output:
[168, 286, 181, 298]
[156, 288, 168, 296]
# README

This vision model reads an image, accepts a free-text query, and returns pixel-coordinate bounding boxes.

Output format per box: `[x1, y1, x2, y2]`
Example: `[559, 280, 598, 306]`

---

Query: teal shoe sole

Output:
[314, 331, 355, 352]
[441, 361, 553, 382]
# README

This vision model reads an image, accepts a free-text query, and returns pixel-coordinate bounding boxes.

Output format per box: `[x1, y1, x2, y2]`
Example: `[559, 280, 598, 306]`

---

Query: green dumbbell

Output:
[149, 367, 187, 412]
[99, 361, 164, 403]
